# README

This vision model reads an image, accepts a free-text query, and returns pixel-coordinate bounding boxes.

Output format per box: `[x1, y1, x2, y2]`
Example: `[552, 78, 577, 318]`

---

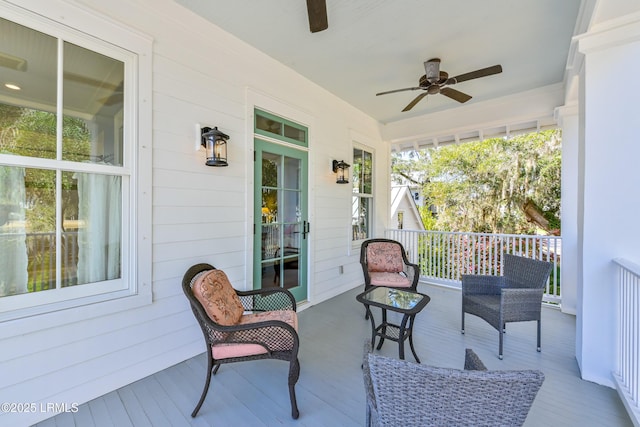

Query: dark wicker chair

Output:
[182, 263, 301, 419]
[362, 344, 544, 427]
[461, 253, 554, 359]
[360, 238, 419, 293]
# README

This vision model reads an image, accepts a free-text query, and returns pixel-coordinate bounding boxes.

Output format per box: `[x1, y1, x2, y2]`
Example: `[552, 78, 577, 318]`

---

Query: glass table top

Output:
[360, 286, 427, 311]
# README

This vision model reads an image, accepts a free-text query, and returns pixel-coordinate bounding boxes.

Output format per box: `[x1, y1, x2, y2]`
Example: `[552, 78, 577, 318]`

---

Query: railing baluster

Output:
[386, 229, 562, 303]
[612, 258, 640, 424]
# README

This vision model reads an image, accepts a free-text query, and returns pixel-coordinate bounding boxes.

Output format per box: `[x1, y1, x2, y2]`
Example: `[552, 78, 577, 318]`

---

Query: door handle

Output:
[302, 221, 311, 239]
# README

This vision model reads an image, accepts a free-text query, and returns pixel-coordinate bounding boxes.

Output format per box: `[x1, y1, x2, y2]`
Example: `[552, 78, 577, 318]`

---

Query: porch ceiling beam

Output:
[382, 84, 563, 149]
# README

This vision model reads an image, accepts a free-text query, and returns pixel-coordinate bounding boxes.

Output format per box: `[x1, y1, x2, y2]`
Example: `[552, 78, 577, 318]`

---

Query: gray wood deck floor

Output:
[35, 283, 632, 427]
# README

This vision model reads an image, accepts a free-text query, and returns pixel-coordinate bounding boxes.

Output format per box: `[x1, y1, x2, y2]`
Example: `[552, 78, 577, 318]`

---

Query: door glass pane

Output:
[259, 151, 303, 291]
[261, 188, 278, 224]
[283, 156, 300, 189]
[262, 152, 279, 187]
[282, 190, 300, 223]
[261, 223, 279, 261]
[63, 42, 124, 165]
[259, 259, 278, 289]
[278, 243, 299, 290]
[260, 152, 280, 290]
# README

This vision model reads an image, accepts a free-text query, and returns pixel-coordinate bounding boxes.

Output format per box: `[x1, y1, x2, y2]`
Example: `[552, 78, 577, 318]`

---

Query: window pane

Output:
[352, 196, 370, 241]
[256, 113, 282, 137]
[74, 172, 122, 285]
[0, 18, 57, 159]
[0, 166, 28, 296]
[352, 148, 362, 193]
[63, 42, 124, 165]
[283, 124, 305, 142]
[363, 150, 372, 194]
[0, 166, 56, 297]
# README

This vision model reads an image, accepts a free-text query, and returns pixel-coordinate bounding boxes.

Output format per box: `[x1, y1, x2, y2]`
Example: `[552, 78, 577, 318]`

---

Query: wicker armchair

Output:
[182, 263, 300, 419]
[461, 253, 553, 359]
[363, 345, 544, 427]
[360, 238, 419, 292]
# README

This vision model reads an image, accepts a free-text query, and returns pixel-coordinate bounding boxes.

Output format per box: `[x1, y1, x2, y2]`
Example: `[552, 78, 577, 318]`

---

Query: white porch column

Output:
[576, 14, 640, 387]
[555, 104, 578, 316]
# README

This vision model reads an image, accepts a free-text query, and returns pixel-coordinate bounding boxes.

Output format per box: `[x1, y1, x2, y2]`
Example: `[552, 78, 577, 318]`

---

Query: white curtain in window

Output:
[0, 166, 28, 297]
[77, 173, 121, 284]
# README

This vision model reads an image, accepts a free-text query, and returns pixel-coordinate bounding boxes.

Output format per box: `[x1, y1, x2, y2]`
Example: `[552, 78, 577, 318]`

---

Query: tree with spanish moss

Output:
[391, 129, 561, 235]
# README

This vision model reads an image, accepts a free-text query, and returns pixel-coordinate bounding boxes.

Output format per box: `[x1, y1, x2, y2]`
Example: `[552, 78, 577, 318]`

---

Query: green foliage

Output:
[392, 129, 561, 234]
[418, 205, 437, 230]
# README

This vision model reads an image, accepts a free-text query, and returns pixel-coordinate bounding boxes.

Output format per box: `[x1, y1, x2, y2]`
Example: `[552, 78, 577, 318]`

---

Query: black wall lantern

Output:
[332, 160, 350, 184]
[201, 126, 229, 166]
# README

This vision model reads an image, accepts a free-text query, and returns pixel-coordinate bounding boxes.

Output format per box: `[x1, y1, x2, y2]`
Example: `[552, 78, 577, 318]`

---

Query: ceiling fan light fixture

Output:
[424, 58, 441, 83]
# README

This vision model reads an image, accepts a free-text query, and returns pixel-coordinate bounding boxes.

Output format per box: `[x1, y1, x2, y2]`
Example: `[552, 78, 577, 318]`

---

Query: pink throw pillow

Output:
[367, 242, 404, 273]
[192, 269, 244, 326]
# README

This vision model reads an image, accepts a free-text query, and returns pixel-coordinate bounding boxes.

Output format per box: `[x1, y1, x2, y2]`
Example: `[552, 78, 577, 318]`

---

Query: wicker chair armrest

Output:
[236, 288, 297, 312]
[501, 287, 544, 306]
[461, 275, 504, 295]
[362, 340, 378, 425]
[403, 262, 420, 283]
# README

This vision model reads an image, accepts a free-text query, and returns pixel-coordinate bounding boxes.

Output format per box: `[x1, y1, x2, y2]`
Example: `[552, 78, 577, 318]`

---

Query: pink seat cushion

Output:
[367, 242, 404, 273]
[369, 271, 412, 287]
[212, 309, 298, 360]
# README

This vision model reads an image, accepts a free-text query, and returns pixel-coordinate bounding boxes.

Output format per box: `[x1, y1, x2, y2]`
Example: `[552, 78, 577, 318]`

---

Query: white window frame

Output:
[397, 210, 404, 229]
[0, 1, 152, 329]
[352, 143, 374, 246]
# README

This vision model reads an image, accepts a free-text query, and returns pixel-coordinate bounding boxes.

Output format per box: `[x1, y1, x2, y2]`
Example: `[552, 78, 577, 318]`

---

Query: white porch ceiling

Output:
[175, 0, 584, 144]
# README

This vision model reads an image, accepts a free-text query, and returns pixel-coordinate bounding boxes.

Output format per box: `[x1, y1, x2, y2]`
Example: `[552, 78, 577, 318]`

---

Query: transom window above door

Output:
[255, 109, 308, 147]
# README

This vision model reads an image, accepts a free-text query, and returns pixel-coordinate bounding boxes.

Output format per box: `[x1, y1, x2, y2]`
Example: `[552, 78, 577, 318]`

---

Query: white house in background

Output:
[0, 0, 639, 425]
[390, 186, 425, 231]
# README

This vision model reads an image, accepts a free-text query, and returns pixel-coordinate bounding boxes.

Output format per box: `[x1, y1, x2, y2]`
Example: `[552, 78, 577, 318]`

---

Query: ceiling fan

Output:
[306, 0, 328, 33]
[376, 58, 503, 112]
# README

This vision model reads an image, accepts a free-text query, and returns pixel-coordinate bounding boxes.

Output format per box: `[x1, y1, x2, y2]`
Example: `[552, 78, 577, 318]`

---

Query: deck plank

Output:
[102, 391, 133, 427]
[35, 283, 633, 427]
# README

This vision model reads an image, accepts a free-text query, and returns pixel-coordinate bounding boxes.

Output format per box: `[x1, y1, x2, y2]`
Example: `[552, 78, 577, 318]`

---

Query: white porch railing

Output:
[385, 229, 562, 304]
[614, 258, 640, 426]
[1, 231, 79, 292]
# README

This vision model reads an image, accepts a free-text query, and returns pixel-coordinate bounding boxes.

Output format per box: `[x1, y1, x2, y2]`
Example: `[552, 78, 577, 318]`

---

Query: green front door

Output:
[254, 138, 308, 302]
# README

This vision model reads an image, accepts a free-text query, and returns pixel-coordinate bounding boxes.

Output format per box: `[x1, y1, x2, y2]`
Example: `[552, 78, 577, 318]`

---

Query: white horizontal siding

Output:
[0, 0, 386, 425]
